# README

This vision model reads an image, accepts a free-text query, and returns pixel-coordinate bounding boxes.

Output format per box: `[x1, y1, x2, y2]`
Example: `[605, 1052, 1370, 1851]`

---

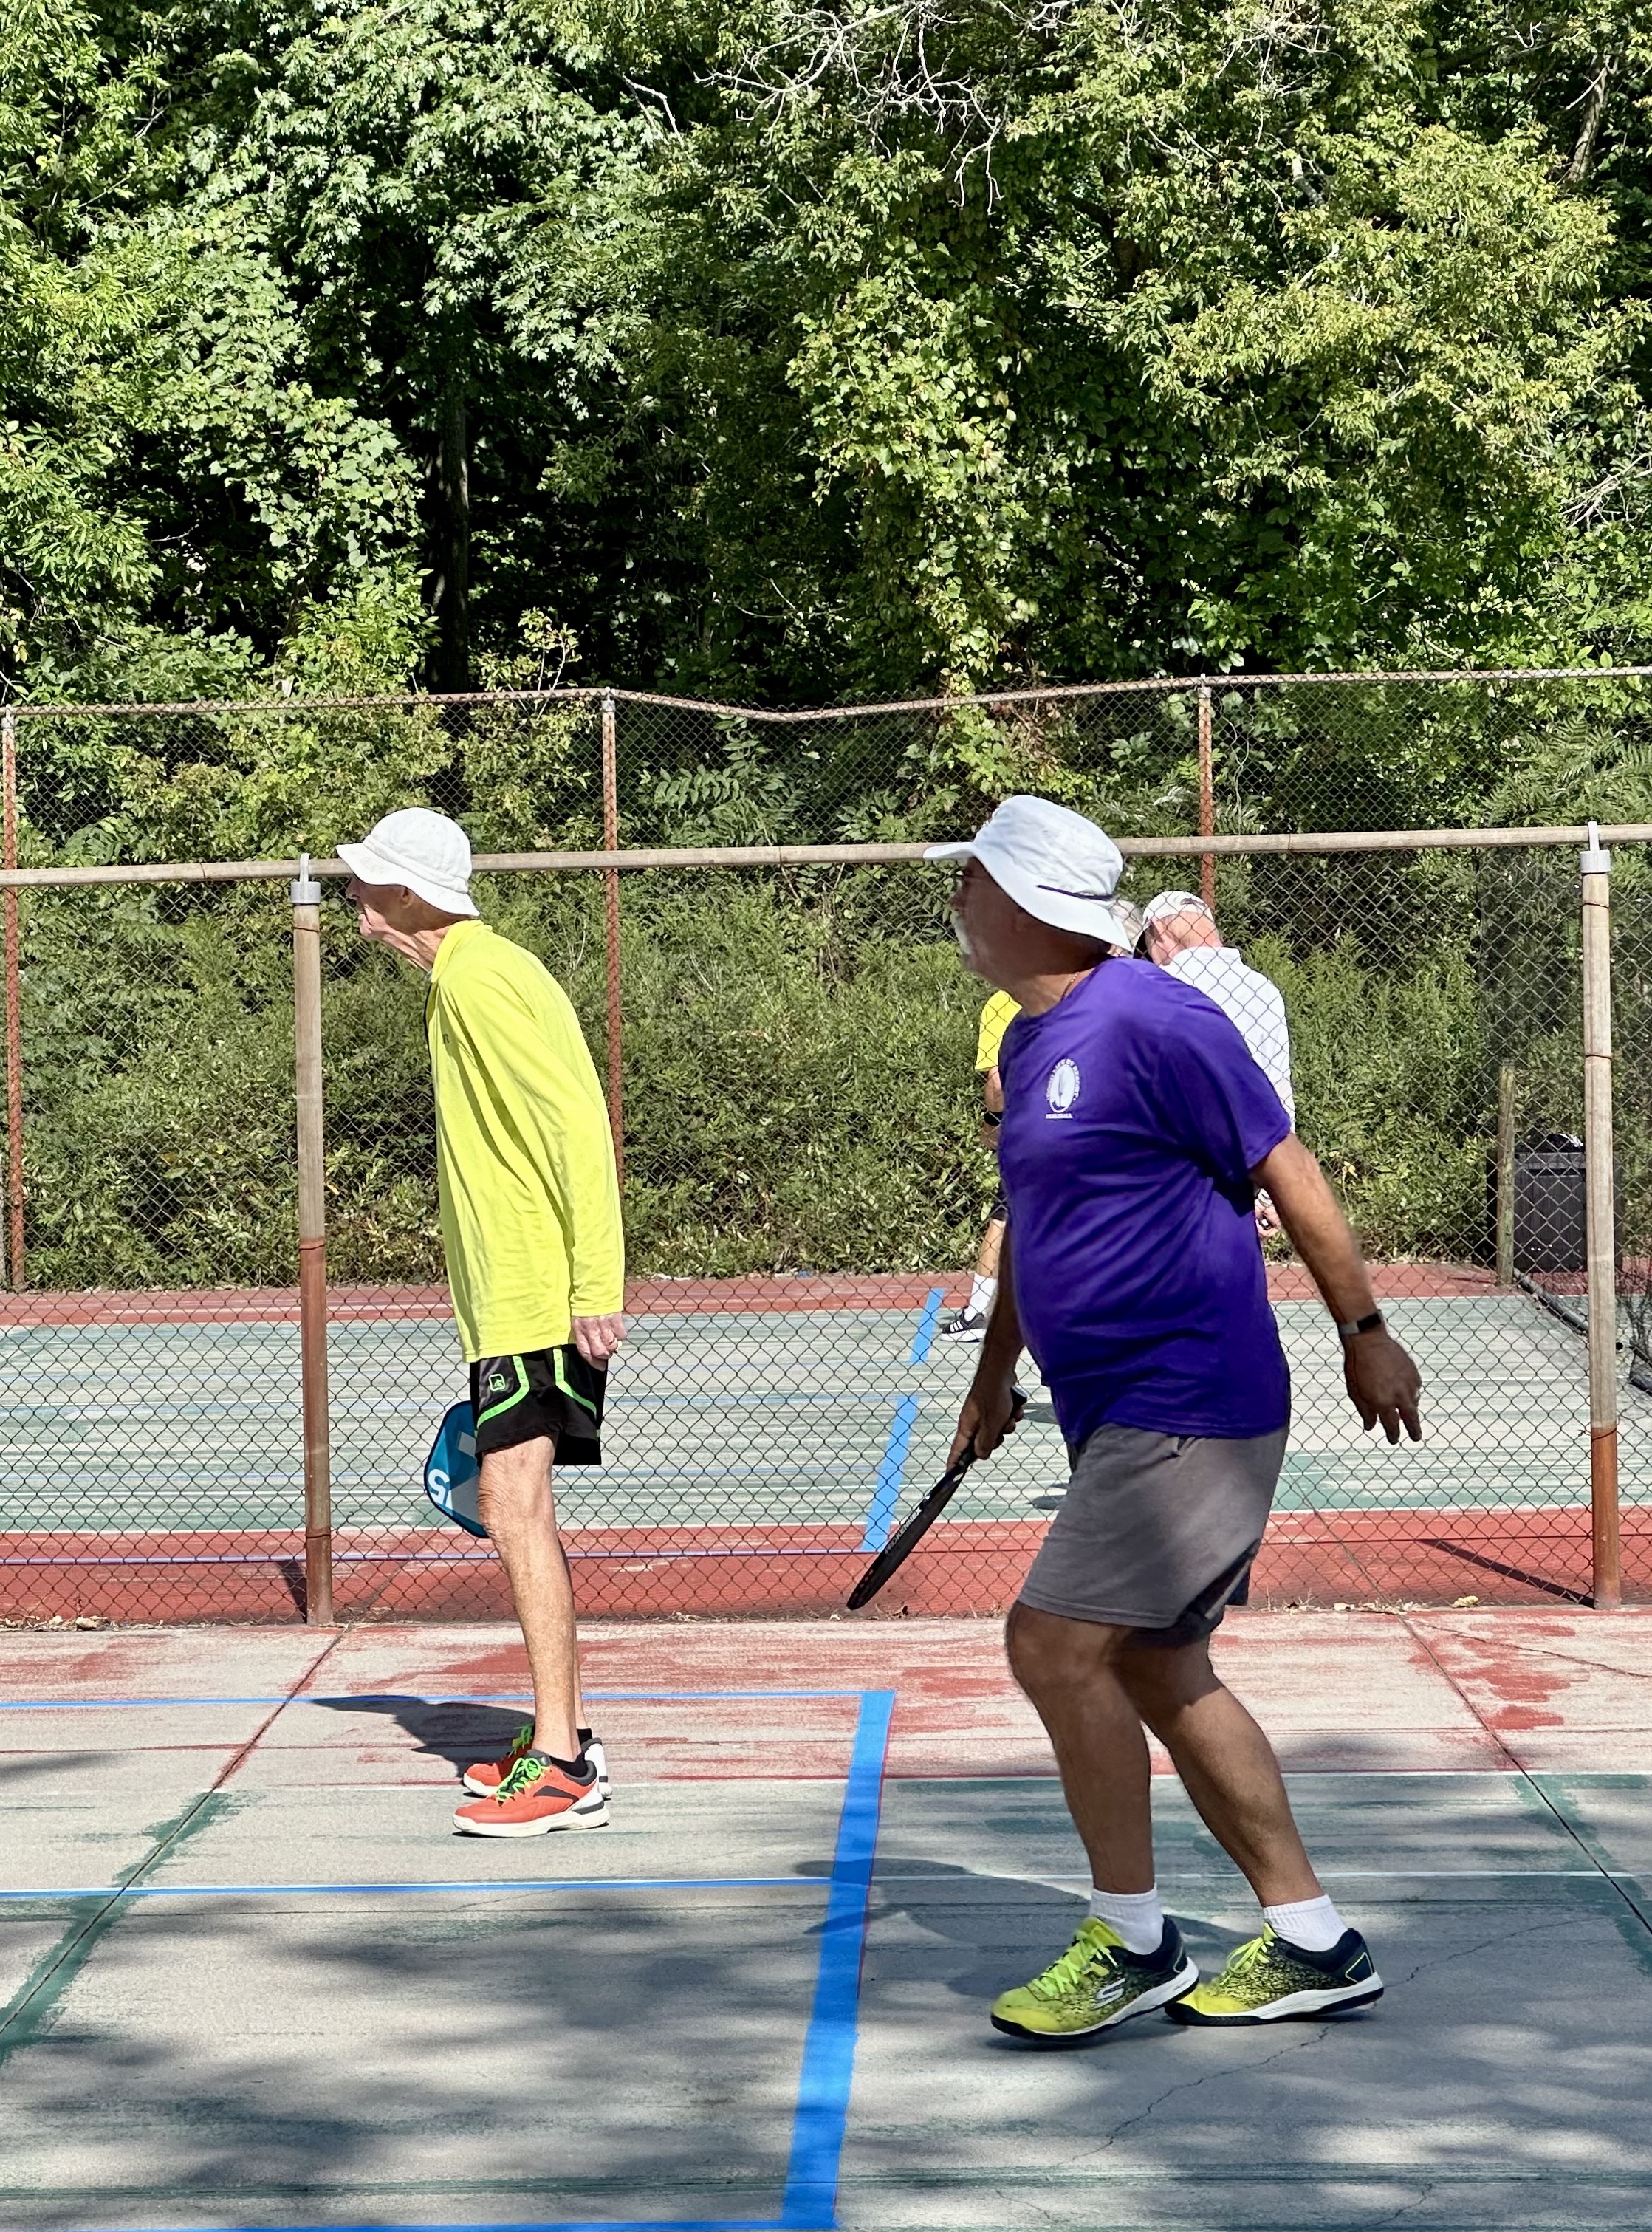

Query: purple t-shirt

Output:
[998, 958, 1292, 1446]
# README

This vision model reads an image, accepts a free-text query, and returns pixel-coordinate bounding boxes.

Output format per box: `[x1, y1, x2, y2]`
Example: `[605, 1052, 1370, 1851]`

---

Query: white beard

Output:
[951, 915, 981, 970]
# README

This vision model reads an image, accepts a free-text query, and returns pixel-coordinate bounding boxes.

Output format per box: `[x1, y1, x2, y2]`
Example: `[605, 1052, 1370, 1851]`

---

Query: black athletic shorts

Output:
[469, 1347, 607, 1465]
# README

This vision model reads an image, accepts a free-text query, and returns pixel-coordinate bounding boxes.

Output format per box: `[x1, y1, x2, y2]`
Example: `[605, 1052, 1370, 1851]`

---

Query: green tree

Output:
[0, 0, 432, 710]
[580, 0, 1651, 696]
[157, 0, 651, 688]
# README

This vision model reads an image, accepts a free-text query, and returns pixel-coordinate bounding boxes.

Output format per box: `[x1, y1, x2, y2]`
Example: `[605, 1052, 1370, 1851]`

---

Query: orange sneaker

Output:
[453, 1750, 609, 1838]
[462, 1722, 534, 1797]
[463, 1727, 610, 1799]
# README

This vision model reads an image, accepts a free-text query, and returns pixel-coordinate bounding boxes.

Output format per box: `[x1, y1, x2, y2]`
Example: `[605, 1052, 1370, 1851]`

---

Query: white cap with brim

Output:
[926, 795, 1131, 948]
[1142, 889, 1211, 923]
[337, 807, 480, 920]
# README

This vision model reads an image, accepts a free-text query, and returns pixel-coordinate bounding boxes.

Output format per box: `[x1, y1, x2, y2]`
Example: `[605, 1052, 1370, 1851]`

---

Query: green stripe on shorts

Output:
[553, 1350, 600, 1420]
[476, 1356, 531, 1426]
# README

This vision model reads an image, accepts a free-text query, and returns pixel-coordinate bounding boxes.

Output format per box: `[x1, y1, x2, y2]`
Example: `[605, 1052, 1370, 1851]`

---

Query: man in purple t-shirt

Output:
[927, 795, 1422, 2043]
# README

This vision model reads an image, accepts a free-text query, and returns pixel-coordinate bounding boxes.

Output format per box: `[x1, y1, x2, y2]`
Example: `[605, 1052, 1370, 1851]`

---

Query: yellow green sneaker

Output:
[990, 1917, 1198, 2044]
[1168, 1925, 1382, 2025]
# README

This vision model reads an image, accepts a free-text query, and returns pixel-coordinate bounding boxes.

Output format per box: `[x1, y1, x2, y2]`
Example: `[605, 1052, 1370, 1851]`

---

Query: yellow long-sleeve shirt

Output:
[425, 920, 624, 1362]
[976, 990, 1021, 1073]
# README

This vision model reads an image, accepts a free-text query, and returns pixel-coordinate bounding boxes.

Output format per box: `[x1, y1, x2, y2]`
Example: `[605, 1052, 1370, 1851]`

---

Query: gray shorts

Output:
[1018, 1423, 1289, 1642]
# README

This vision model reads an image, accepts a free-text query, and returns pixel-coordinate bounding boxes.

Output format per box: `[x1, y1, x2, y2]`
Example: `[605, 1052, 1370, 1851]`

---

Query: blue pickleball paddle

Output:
[424, 1400, 487, 1538]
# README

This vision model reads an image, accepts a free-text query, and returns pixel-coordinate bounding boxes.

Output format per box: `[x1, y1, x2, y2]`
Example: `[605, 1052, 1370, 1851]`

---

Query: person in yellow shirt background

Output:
[940, 987, 1021, 1341]
[343, 809, 625, 1838]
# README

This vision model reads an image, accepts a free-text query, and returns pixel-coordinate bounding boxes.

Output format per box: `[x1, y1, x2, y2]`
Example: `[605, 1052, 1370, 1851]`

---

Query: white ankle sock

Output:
[1262, 1893, 1345, 1952]
[967, 1273, 998, 1319]
[1087, 1885, 1164, 1955]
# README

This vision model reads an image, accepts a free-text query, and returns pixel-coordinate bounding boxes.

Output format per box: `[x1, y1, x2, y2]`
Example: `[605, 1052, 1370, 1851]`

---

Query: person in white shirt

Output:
[1143, 892, 1294, 1235]
[1141, 891, 1294, 1122]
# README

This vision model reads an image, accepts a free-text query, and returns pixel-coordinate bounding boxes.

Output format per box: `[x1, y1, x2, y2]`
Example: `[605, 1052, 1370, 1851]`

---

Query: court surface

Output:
[3, 1275, 1651, 1619]
[4, 1610, 1652, 2231]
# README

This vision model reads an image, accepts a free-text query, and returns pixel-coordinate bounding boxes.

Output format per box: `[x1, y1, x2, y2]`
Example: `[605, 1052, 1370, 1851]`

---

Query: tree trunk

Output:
[430, 380, 470, 693]
[1568, 59, 1613, 188]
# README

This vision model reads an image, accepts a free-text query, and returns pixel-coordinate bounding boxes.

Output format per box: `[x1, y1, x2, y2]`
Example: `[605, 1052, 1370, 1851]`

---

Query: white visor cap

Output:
[337, 808, 480, 920]
[926, 795, 1131, 948]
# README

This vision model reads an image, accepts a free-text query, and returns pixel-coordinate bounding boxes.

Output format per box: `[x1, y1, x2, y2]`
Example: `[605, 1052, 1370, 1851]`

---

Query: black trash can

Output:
[1513, 1134, 1586, 1275]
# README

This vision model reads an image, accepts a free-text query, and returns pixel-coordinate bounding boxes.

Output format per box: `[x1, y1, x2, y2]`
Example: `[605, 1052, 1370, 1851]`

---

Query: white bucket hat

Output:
[927, 796, 1131, 949]
[337, 808, 479, 920]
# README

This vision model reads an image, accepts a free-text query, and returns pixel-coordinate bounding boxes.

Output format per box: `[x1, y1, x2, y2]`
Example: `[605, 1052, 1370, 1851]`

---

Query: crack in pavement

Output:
[1359, 2177, 1443, 2231]
[1074, 2021, 1335, 2158]
[1383, 1924, 1526, 1993]
[1423, 1634, 1652, 1686]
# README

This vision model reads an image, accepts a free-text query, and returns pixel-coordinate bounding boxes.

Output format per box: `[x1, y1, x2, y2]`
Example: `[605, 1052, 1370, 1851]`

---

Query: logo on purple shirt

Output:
[1046, 1058, 1081, 1117]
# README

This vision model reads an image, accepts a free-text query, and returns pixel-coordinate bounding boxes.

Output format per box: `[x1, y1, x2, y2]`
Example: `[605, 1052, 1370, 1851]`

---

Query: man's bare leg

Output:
[1007, 1605, 1320, 1905]
[1118, 1636, 1320, 1906]
[476, 1436, 581, 1762]
[1004, 1603, 1156, 1891]
[978, 1214, 1006, 1281]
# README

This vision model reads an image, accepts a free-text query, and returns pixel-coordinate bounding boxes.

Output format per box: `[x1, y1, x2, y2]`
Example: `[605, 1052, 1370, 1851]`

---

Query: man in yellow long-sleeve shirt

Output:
[343, 808, 625, 1838]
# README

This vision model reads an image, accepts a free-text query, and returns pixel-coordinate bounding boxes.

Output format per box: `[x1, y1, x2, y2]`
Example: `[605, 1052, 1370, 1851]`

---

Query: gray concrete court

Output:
[4, 1625, 1652, 2232]
[4, 1293, 1651, 1549]
[848, 1774, 1652, 2231]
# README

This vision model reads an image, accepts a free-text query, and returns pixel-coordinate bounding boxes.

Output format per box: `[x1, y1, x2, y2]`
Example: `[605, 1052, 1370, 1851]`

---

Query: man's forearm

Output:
[1253, 1134, 1377, 1325]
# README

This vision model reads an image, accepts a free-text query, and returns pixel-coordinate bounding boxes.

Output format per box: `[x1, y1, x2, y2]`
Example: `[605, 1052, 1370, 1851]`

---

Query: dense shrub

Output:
[7, 856, 1596, 1287]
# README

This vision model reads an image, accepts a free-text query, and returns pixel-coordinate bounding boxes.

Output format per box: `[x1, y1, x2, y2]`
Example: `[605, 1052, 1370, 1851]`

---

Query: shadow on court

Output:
[0, 1896, 822, 2226]
[302, 1692, 527, 1775]
[6, 1617, 1652, 2231]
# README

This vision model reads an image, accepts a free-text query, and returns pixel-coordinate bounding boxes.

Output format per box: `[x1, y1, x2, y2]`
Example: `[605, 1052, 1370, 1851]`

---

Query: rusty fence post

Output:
[600, 689, 625, 1183]
[1495, 1061, 1518, 1289]
[291, 852, 334, 1626]
[1197, 682, 1215, 913]
[3, 709, 24, 1290]
[1580, 821, 1620, 1609]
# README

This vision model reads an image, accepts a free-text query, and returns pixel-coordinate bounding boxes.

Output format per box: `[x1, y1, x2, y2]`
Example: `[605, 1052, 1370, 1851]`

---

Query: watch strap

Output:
[1336, 1309, 1386, 1342]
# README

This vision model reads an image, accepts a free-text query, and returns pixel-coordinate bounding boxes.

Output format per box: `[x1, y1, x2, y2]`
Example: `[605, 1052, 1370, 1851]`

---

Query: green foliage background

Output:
[8, 0, 1652, 707]
[9, 0, 1652, 1288]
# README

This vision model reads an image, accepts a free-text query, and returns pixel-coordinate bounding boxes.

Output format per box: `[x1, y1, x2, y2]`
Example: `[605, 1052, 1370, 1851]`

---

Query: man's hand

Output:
[1252, 1136, 1425, 1448]
[1343, 1326, 1423, 1445]
[948, 1373, 1021, 1468]
[572, 1313, 626, 1366]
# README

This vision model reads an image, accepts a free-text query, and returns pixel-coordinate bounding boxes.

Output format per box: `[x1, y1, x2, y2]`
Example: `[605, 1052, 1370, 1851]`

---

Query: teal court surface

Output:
[4, 1610, 1652, 2230]
[4, 1274, 1652, 1620]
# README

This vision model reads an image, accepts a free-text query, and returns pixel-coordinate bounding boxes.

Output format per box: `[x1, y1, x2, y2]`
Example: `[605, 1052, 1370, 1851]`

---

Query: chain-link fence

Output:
[1, 672, 1649, 1625]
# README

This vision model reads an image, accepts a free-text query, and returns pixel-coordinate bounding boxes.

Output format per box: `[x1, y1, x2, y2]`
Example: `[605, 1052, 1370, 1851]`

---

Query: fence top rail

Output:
[2, 825, 1650, 889]
[7, 664, 1652, 725]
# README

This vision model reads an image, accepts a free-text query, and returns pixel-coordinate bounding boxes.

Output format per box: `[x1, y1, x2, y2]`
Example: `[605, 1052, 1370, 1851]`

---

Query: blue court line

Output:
[854, 1290, 942, 1553]
[0, 1875, 811, 1903]
[55, 1687, 897, 2232]
[858, 1397, 916, 1553]
[0, 1688, 863, 1713]
[780, 1687, 894, 2229]
[907, 1286, 945, 1363]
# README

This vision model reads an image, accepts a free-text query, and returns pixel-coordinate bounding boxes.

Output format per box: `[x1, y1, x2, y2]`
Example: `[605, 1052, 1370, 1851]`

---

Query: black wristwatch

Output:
[1336, 1310, 1385, 1343]
[982, 1110, 1003, 1129]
